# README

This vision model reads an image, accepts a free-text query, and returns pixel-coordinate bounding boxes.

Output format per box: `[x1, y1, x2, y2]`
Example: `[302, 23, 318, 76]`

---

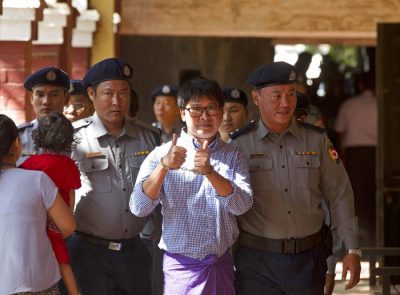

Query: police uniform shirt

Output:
[72, 113, 160, 240]
[232, 118, 359, 249]
[17, 119, 39, 167]
[152, 121, 185, 143]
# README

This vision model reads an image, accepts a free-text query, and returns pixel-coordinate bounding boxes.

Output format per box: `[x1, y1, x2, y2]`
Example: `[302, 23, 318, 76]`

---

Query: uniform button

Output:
[288, 211, 291, 214]
[125, 229, 128, 233]
[123, 188, 126, 191]
[284, 188, 288, 192]
[119, 164, 122, 168]
[256, 165, 260, 169]
[125, 209, 129, 213]
[306, 162, 310, 165]
[280, 145, 283, 149]
[281, 165, 285, 168]
[116, 144, 119, 148]
[92, 166, 95, 169]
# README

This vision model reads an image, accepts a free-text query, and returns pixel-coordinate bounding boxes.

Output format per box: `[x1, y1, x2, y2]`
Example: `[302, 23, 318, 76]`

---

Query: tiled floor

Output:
[332, 262, 399, 294]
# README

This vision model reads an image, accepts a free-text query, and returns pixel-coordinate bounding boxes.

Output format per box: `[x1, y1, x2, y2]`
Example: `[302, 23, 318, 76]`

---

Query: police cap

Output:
[68, 80, 87, 96]
[149, 84, 179, 102]
[222, 87, 248, 107]
[83, 58, 133, 87]
[24, 67, 70, 91]
[247, 61, 297, 89]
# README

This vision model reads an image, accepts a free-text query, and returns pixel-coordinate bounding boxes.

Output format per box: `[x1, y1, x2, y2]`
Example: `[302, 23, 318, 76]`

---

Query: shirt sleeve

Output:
[40, 172, 58, 210]
[215, 149, 253, 216]
[129, 148, 161, 217]
[319, 136, 359, 249]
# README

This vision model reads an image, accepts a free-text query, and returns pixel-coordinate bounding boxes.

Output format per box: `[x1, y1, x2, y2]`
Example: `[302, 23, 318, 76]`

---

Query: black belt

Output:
[239, 229, 323, 255]
[75, 232, 140, 251]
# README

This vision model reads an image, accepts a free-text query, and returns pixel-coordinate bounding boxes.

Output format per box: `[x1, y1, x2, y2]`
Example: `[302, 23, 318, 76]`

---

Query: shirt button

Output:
[125, 229, 128, 233]
[123, 188, 126, 191]
[119, 164, 122, 168]
[306, 162, 310, 165]
[284, 188, 288, 192]
[125, 209, 129, 213]
[281, 165, 285, 168]
[288, 211, 291, 214]
[116, 144, 119, 148]
[280, 145, 283, 149]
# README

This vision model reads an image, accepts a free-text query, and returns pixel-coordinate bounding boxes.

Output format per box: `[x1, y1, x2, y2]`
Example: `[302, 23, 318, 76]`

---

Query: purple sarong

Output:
[163, 250, 235, 295]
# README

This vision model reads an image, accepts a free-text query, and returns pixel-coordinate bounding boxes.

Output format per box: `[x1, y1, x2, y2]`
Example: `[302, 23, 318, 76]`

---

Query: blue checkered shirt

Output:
[130, 129, 253, 259]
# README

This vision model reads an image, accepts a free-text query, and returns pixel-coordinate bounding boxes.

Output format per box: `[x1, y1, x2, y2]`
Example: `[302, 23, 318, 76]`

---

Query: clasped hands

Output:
[161, 134, 213, 175]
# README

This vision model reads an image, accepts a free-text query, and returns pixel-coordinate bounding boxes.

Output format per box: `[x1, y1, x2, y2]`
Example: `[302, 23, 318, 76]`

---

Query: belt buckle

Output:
[108, 242, 122, 251]
[283, 238, 296, 254]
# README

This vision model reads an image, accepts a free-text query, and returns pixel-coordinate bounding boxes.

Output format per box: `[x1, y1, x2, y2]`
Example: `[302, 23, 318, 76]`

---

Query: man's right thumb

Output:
[171, 133, 178, 146]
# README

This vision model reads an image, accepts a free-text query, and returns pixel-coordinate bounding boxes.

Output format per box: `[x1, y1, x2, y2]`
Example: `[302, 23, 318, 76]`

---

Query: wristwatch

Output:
[348, 248, 362, 257]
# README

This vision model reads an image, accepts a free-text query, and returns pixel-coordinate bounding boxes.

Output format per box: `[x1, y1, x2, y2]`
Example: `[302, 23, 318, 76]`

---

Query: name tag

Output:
[85, 151, 105, 158]
[295, 151, 318, 155]
[134, 150, 150, 156]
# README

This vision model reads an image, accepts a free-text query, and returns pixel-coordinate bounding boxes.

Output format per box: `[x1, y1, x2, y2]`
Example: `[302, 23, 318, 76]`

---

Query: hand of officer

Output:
[194, 140, 213, 175]
[324, 273, 335, 295]
[162, 133, 187, 170]
[342, 253, 361, 290]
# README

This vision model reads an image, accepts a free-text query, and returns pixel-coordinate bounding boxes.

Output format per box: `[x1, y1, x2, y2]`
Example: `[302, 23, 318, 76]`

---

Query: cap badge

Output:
[46, 71, 57, 81]
[123, 65, 131, 77]
[289, 71, 296, 81]
[162, 85, 171, 94]
[231, 89, 240, 99]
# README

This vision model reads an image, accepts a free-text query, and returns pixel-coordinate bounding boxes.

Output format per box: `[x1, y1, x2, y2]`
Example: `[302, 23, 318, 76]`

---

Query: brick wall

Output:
[0, 41, 31, 124]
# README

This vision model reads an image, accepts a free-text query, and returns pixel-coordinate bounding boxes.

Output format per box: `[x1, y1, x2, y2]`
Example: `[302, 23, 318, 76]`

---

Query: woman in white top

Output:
[0, 114, 76, 295]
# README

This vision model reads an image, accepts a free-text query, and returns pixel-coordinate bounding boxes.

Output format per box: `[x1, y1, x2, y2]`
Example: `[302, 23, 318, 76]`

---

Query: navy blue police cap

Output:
[24, 66, 70, 91]
[149, 84, 179, 101]
[247, 61, 297, 89]
[68, 80, 88, 96]
[83, 58, 133, 88]
[222, 87, 248, 107]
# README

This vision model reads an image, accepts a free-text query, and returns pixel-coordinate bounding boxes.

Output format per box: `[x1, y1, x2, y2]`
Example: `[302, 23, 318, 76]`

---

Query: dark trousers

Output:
[345, 146, 376, 246]
[142, 238, 164, 295]
[68, 234, 151, 295]
[235, 243, 327, 295]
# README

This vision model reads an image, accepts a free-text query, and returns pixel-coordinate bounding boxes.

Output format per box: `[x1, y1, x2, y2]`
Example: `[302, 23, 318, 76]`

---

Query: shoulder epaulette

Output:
[229, 120, 257, 140]
[17, 121, 34, 130]
[299, 121, 326, 133]
[72, 118, 92, 130]
[133, 119, 162, 146]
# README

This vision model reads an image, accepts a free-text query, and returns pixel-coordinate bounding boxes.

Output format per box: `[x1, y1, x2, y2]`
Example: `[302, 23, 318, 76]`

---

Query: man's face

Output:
[153, 95, 180, 126]
[180, 96, 222, 142]
[30, 85, 69, 119]
[88, 80, 130, 128]
[219, 102, 248, 135]
[63, 94, 94, 122]
[252, 84, 296, 133]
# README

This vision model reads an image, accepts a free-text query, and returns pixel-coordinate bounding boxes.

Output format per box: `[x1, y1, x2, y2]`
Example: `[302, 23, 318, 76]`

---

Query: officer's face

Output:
[180, 96, 223, 143]
[88, 80, 130, 129]
[253, 84, 296, 133]
[63, 94, 94, 122]
[153, 95, 180, 126]
[219, 102, 248, 136]
[30, 85, 69, 119]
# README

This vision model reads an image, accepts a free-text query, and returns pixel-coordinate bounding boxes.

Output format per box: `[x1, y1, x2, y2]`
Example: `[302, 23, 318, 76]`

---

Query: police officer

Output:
[219, 87, 249, 143]
[18, 67, 70, 166]
[70, 58, 161, 295]
[150, 84, 184, 143]
[231, 61, 361, 294]
[64, 79, 94, 122]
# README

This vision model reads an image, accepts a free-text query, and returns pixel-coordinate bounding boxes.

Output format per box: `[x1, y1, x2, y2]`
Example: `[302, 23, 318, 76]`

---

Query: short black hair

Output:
[33, 112, 76, 154]
[0, 114, 18, 170]
[177, 77, 224, 109]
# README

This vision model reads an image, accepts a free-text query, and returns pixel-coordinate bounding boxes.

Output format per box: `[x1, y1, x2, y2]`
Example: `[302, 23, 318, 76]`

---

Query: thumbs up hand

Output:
[194, 140, 213, 175]
[162, 133, 187, 170]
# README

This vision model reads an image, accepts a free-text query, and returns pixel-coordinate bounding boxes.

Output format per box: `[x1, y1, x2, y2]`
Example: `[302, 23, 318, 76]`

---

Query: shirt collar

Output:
[179, 128, 220, 152]
[91, 112, 128, 139]
[255, 117, 301, 140]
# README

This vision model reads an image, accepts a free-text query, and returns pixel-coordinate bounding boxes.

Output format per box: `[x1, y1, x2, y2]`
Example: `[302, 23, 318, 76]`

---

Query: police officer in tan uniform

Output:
[70, 58, 161, 295]
[17, 67, 70, 166]
[231, 61, 361, 294]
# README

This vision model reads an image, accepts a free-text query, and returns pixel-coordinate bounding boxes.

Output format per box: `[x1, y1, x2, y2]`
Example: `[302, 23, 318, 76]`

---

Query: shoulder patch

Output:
[299, 121, 326, 133]
[72, 118, 92, 130]
[17, 121, 34, 131]
[229, 120, 257, 140]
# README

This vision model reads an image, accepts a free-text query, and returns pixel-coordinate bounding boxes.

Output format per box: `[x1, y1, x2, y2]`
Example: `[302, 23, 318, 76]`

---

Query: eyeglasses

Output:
[64, 103, 86, 111]
[184, 105, 220, 117]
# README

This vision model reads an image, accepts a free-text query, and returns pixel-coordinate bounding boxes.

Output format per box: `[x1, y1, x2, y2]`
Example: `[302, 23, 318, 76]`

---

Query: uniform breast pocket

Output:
[248, 157, 274, 191]
[126, 156, 144, 183]
[293, 156, 321, 188]
[78, 157, 112, 193]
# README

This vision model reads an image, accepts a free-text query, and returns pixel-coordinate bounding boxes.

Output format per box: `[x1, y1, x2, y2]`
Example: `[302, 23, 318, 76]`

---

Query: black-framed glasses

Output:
[185, 105, 220, 117]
